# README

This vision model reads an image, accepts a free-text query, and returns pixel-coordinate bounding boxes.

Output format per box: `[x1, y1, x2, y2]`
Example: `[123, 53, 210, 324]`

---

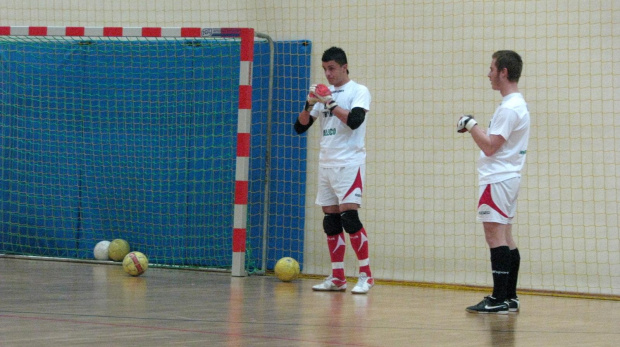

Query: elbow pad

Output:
[346, 107, 366, 130]
[294, 117, 314, 134]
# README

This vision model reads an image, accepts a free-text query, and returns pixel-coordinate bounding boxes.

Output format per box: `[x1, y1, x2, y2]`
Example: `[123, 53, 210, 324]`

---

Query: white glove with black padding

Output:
[310, 84, 338, 111]
[305, 84, 320, 112]
[457, 115, 477, 133]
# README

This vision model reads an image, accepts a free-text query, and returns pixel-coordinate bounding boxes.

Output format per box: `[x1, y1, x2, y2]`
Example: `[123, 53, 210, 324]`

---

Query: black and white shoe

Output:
[466, 296, 509, 314]
[507, 297, 520, 312]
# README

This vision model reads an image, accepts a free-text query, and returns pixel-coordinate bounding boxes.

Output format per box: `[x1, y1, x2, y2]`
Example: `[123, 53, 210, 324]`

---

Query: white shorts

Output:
[477, 177, 521, 224]
[315, 164, 365, 207]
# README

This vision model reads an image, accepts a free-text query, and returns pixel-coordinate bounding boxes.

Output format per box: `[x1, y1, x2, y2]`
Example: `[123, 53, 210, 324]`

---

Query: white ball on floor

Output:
[93, 240, 111, 260]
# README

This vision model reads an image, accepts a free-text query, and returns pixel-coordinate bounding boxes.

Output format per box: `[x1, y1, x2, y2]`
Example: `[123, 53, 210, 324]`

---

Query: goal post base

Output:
[231, 252, 247, 277]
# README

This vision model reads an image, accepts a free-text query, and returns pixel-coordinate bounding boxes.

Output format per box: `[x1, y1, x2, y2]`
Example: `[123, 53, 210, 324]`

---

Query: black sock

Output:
[506, 248, 521, 299]
[490, 246, 511, 301]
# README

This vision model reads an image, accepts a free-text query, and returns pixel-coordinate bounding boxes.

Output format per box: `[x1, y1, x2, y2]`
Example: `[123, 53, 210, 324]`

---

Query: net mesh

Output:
[0, 35, 244, 268]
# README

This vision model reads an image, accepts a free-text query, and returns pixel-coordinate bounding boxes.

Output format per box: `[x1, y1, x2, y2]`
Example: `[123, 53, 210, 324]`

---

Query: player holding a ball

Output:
[294, 47, 373, 294]
[458, 50, 530, 314]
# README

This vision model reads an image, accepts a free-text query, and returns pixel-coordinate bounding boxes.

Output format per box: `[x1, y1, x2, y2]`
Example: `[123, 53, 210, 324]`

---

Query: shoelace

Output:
[357, 273, 368, 285]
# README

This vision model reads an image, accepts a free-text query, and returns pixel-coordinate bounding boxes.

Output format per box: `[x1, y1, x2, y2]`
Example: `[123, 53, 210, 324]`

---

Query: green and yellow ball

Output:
[274, 257, 300, 282]
[108, 239, 130, 262]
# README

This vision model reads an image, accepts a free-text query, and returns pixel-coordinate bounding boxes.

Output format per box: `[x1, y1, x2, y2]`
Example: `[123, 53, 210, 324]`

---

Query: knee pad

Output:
[323, 213, 343, 236]
[341, 210, 363, 234]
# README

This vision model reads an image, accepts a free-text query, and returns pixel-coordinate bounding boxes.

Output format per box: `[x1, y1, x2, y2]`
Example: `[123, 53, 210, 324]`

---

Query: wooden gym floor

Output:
[0, 257, 618, 347]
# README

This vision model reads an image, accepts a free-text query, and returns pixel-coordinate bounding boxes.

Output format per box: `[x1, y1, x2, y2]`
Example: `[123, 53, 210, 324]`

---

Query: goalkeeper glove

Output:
[305, 86, 320, 112]
[457, 115, 477, 133]
[310, 84, 338, 111]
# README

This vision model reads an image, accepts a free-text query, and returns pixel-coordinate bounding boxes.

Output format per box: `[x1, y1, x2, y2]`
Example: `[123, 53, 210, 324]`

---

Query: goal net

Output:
[0, 27, 310, 275]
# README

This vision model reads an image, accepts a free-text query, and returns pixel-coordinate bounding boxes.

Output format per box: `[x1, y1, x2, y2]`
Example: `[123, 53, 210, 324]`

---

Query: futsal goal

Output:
[0, 26, 311, 276]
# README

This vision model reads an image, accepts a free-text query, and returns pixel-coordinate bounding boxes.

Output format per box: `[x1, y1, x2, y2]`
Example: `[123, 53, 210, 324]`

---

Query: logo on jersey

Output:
[321, 109, 334, 118]
[323, 128, 337, 136]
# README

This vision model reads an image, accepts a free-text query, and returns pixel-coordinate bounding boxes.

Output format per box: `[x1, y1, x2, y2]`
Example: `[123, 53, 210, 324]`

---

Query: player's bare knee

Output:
[323, 213, 343, 236]
[341, 210, 363, 234]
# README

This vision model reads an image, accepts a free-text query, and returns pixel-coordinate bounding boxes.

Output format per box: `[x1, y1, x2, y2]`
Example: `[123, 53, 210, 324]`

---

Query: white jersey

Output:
[310, 80, 371, 168]
[478, 93, 530, 185]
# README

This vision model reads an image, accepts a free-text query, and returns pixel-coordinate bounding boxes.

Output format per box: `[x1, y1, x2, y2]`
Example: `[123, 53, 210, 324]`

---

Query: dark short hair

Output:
[322, 46, 348, 65]
[492, 50, 523, 82]
[322, 47, 349, 74]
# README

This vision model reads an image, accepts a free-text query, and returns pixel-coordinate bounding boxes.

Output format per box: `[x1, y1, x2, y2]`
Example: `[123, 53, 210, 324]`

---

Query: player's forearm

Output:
[331, 106, 349, 125]
[298, 111, 312, 125]
[470, 127, 491, 154]
[470, 127, 504, 157]
[294, 111, 314, 134]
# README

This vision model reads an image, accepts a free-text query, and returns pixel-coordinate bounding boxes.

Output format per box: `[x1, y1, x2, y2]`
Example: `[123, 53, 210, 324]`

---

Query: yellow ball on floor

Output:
[274, 257, 300, 282]
[108, 239, 130, 262]
[122, 251, 149, 276]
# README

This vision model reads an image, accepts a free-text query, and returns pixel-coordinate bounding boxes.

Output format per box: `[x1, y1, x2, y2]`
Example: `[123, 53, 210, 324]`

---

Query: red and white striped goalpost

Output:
[0, 26, 255, 276]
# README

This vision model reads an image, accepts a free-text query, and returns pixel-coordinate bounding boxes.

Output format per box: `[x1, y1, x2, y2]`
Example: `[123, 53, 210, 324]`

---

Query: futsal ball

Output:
[108, 239, 130, 262]
[93, 240, 111, 260]
[122, 251, 149, 277]
[274, 257, 300, 282]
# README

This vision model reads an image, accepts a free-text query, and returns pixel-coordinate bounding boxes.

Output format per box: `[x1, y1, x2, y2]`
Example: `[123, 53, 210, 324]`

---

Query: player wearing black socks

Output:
[459, 50, 530, 314]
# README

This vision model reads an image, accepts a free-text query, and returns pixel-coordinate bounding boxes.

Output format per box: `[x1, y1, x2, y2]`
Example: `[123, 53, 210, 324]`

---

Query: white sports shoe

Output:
[312, 275, 347, 291]
[351, 272, 374, 294]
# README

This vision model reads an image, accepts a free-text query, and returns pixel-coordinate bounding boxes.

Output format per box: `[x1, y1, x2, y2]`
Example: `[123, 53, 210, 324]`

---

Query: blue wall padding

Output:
[247, 41, 312, 271]
[0, 38, 311, 270]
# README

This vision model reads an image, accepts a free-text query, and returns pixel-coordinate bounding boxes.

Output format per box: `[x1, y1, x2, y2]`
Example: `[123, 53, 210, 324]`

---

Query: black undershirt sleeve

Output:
[294, 116, 314, 134]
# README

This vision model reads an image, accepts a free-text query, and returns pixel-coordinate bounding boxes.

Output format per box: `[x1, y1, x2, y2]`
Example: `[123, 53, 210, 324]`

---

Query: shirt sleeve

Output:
[489, 107, 517, 140]
[351, 85, 371, 111]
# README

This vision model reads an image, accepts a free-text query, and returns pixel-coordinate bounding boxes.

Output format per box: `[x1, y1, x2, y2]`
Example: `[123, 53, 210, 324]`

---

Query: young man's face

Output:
[488, 58, 501, 91]
[322, 60, 348, 87]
